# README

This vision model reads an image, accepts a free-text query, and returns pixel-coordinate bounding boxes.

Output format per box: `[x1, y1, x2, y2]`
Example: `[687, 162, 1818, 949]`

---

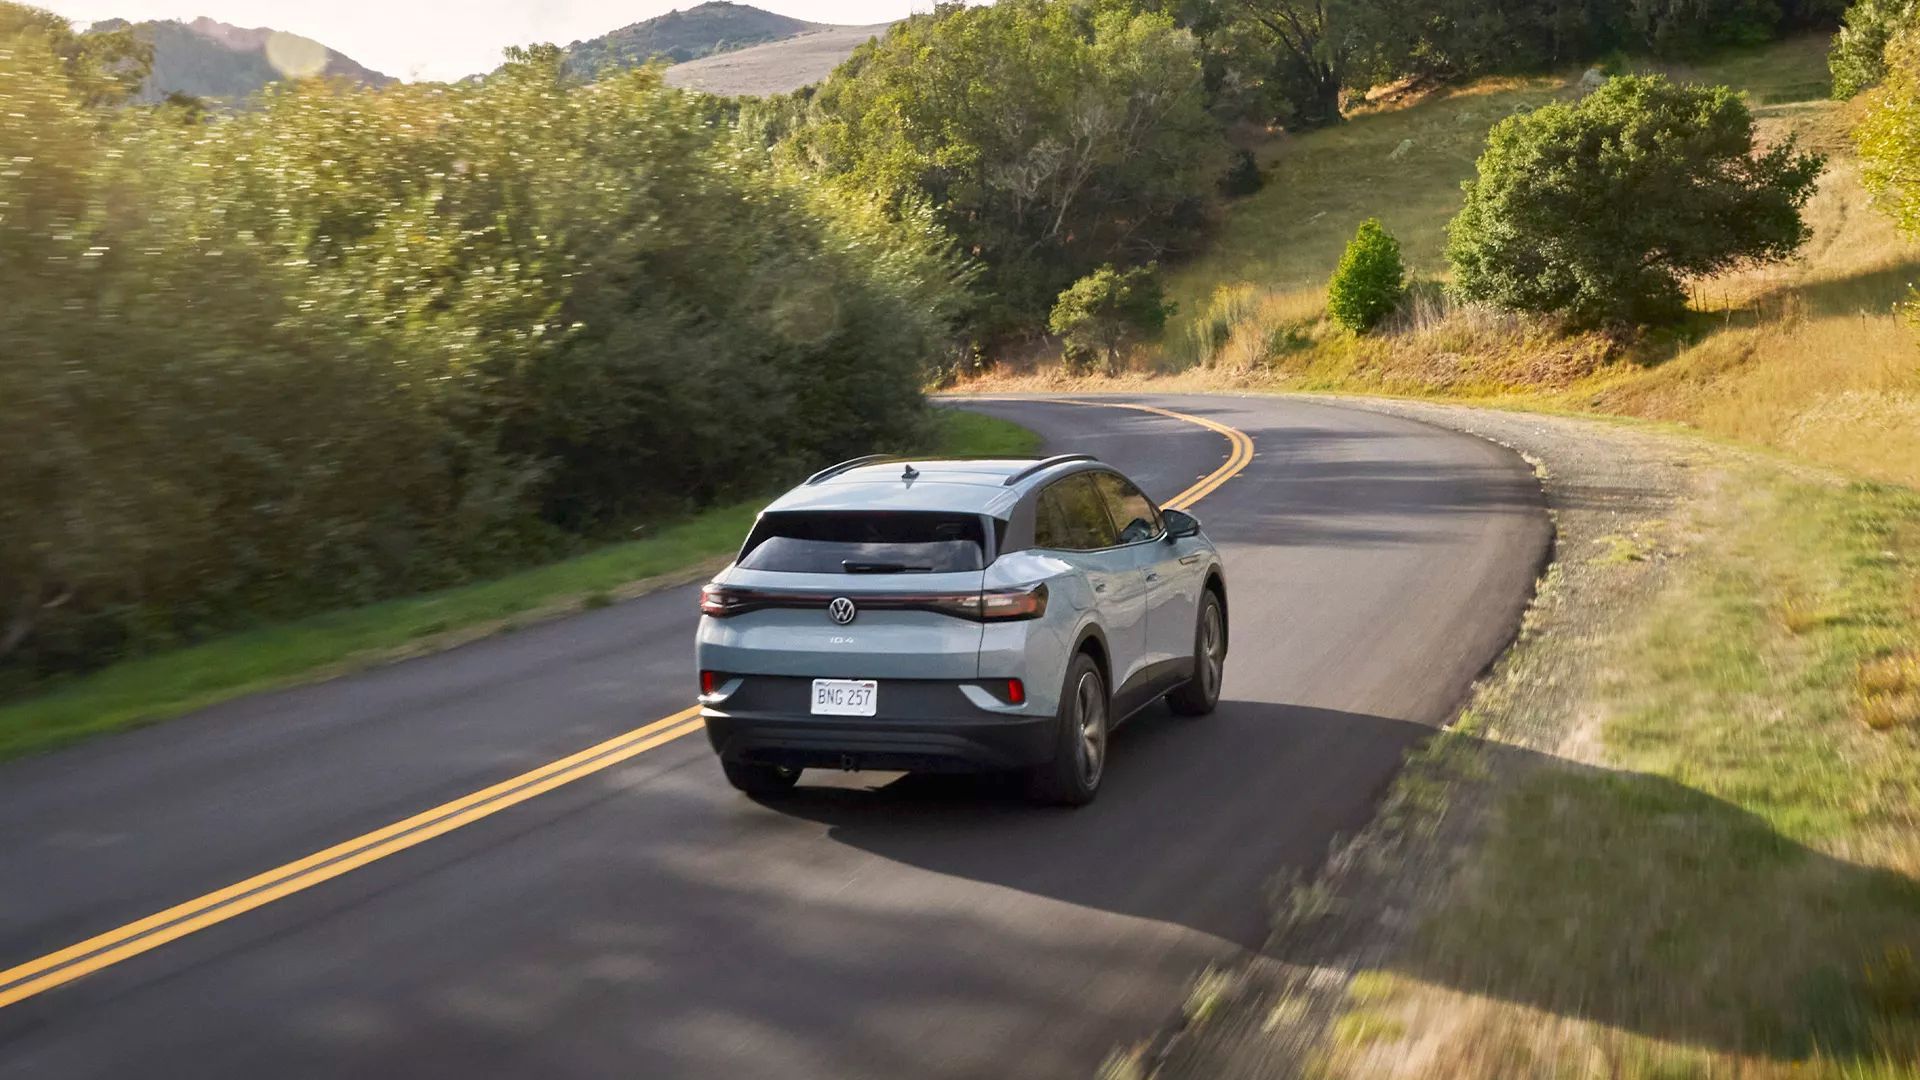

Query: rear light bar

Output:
[698, 583, 1047, 622]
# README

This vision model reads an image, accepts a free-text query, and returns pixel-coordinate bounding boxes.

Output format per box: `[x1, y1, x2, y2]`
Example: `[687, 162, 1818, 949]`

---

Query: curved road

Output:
[0, 395, 1548, 1079]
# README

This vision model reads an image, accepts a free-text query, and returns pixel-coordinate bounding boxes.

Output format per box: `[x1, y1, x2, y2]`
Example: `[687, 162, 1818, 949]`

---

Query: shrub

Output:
[0, 32, 960, 685]
[1048, 264, 1175, 374]
[1446, 75, 1824, 326]
[1832, 0, 1915, 98]
[1327, 218, 1407, 333]
[1219, 148, 1264, 197]
[1858, 23, 1920, 252]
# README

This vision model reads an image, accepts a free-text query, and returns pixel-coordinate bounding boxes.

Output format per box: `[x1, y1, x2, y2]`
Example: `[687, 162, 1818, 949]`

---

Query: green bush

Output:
[1858, 22, 1920, 238]
[1219, 148, 1264, 197]
[1048, 264, 1175, 374]
[1831, 0, 1915, 97]
[1446, 75, 1823, 326]
[1327, 218, 1407, 333]
[796, 0, 1223, 338]
[0, 19, 961, 687]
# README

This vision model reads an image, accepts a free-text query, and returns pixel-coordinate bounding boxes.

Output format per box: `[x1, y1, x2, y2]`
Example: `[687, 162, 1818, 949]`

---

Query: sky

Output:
[39, 0, 926, 82]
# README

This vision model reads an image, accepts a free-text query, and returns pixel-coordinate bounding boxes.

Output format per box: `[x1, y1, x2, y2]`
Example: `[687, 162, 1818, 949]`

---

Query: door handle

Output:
[1145, 572, 1161, 582]
[1093, 582, 1108, 593]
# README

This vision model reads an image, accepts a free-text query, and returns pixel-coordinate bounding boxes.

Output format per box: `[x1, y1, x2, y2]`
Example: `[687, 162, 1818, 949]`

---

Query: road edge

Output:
[1100, 396, 1707, 1080]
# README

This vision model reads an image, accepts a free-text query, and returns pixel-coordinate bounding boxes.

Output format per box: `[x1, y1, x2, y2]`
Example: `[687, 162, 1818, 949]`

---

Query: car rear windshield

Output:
[738, 511, 987, 574]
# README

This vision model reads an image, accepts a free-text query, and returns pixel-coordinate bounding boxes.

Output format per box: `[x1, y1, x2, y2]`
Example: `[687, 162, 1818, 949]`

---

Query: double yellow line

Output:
[0, 398, 1253, 1011]
[1055, 399, 1256, 511]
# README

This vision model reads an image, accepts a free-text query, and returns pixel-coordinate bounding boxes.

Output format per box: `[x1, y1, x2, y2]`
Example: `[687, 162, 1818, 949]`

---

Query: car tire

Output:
[1167, 590, 1226, 717]
[721, 759, 801, 796]
[1026, 652, 1109, 807]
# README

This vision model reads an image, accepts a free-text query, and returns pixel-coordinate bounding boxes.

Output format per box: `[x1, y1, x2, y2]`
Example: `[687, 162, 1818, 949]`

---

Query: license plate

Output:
[811, 679, 878, 716]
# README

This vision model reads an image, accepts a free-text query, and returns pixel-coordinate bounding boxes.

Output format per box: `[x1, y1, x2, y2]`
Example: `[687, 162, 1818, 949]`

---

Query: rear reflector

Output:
[1006, 678, 1026, 705]
[700, 670, 718, 695]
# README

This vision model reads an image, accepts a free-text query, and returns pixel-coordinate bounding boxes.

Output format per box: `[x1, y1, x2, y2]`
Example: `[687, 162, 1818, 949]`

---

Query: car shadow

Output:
[769, 701, 1431, 948]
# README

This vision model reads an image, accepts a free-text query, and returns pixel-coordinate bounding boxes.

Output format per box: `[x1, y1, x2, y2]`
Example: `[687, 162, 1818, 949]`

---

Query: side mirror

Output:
[1163, 509, 1202, 540]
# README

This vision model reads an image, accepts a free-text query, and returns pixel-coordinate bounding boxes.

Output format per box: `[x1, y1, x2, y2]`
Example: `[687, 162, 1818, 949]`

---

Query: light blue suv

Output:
[695, 453, 1228, 805]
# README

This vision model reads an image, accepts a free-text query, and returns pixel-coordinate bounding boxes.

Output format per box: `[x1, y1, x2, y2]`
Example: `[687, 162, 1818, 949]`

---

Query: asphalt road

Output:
[0, 395, 1549, 1079]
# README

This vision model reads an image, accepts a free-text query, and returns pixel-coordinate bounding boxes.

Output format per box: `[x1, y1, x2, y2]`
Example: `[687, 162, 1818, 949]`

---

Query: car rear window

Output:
[738, 512, 987, 574]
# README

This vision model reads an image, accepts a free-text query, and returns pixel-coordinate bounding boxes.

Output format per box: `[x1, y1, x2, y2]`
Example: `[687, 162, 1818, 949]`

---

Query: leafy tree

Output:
[1215, 0, 1394, 128]
[1363, 0, 1828, 85]
[1624, 0, 1783, 56]
[1832, 0, 1915, 97]
[1446, 75, 1823, 325]
[0, 1, 149, 105]
[1327, 218, 1406, 332]
[0, 29, 962, 683]
[1049, 264, 1175, 373]
[796, 0, 1222, 336]
[1364, 0, 1623, 80]
[1857, 20, 1920, 235]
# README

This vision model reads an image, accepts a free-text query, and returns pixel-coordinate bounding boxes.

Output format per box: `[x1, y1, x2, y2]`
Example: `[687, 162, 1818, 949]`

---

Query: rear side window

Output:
[1092, 471, 1163, 545]
[1035, 474, 1120, 551]
[739, 512, 986, 574]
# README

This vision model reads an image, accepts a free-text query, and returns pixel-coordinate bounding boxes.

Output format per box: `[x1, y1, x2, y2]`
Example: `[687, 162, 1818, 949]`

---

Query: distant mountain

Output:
[92, 16, 395, 103]
[562, 2, 821, 77]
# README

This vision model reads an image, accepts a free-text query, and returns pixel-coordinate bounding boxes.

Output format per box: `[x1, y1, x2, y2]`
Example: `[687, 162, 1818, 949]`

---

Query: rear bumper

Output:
[702, 676, 1055, 772]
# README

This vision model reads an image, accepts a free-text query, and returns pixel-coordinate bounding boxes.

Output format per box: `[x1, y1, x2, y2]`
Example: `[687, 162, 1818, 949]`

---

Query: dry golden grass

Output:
[1314, 974, 1913, 1080]
[1858, 651, 1920, 731]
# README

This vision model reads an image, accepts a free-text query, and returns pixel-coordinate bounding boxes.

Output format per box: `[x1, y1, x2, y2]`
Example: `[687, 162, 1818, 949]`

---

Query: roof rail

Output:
[805, 454, 897, 486]
[1001, 453, 1096, 487]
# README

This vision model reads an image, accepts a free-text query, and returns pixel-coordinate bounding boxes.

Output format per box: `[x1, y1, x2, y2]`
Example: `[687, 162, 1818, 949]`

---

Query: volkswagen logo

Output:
[828, 597, 858, 625]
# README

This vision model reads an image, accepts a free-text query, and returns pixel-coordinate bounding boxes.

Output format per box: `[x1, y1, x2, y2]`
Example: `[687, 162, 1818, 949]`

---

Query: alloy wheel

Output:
[1075, 671, 1107, 788]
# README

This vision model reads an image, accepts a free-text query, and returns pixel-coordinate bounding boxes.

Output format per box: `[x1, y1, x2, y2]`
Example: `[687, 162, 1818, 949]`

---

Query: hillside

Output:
[661, 22, 890, 95]
[969, 35, 1920, 490]
[94, 17, 394, 102]
[563, 1, 819, 77]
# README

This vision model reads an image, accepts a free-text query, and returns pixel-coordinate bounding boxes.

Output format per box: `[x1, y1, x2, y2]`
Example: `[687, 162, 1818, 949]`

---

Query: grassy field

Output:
[1317, 470, 1920, 1079]
[965, 34, 1920, 490]
[661, 22, 891, 96]
[0, 408, 1039, 761]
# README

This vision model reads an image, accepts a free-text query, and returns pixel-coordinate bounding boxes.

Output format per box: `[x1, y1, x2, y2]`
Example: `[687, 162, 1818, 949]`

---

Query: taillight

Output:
[700, 583, 743, 617]
[697, 583, 1046, 621]
[977, 583, 1048, 621]
[700, 670, 719, 695]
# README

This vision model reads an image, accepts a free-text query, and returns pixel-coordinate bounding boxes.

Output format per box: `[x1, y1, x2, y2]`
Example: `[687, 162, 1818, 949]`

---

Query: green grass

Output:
[931, 405, 1045, 457]
[1394, 473, 1920, 1077]
[1164, 34, 1837, 335]
[0, 408, 1039, 760]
